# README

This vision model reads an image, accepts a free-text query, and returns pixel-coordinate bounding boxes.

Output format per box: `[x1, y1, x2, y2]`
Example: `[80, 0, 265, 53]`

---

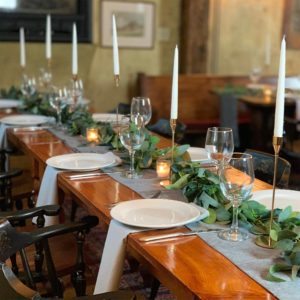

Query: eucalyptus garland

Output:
[169, 161, 300, 282]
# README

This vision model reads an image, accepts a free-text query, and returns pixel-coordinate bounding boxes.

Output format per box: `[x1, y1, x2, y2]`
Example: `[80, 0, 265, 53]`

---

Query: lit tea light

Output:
[156, 159, 171, 178]
[263, 87, 272, 97]
[86, 128, 99, 143]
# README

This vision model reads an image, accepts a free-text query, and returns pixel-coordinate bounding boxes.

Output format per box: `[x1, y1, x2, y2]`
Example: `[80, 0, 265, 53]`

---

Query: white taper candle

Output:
[170, 45, 178, 119]
[112, 14, 120, 75]
[273, 37, 286, 137]
[46, 14, 52, 59]
[20, 27, 26, 68]
[72, 23, 78, 76]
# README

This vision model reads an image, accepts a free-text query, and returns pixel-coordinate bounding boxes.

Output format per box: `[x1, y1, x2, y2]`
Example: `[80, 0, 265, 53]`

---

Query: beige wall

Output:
[208, 0, 299, 76]
[0, 0, 180, 113]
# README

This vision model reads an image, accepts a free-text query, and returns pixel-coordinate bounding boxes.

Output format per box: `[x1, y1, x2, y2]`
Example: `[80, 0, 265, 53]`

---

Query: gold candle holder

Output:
[170, 119, 177, 164]
[86, 128, 100, 144]
[114, 74, 120, 87]
[256, 136, 283, 249]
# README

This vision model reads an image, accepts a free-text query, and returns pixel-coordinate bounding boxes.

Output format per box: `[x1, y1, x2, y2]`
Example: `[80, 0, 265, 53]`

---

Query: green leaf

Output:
[275, 239, 294, 251]
[266, 264, 291, 282]
[278, 206, 293, 222]
[277, 230, 298, 241]
[270, 229, 278, 241]
[216, 206, 231, 222]
[199, 192, 220, 209]
[202, 208, 216, 224]
[166, 174, 190, 190]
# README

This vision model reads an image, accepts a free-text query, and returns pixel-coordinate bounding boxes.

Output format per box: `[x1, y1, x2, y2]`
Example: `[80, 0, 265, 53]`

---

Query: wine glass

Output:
[119, 122, 145, 179]
[218, 153, 254, 242]
[130, 97, 152, 126]
[205, 127, 234, 169]
[49, 86, 69, 128]
[38, 68, 52, 91]
[67, 79, 84, 110]
[20, 75, 36, 97]
[249, 66, 262, 84]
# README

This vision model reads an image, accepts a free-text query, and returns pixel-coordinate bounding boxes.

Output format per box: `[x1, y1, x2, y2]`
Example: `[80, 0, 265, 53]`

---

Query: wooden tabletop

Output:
[6, 128, 276, 300]
[239, 95, 295, 107]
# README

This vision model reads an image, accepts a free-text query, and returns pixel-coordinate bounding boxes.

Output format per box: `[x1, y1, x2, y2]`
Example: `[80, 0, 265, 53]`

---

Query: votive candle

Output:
[156, 159, 171, 178]
[86, 128, 99, 143]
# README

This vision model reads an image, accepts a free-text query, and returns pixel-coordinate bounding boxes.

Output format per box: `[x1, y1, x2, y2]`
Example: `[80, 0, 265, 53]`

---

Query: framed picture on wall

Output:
[283, 0, 300, 49]
[101, 1, 155, 49]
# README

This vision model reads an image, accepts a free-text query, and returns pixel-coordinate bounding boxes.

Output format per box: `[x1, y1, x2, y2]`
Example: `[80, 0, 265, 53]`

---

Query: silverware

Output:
[13, 126, 50, 132]
[67, 171, 121, 180]
[139, 229, 223, 242]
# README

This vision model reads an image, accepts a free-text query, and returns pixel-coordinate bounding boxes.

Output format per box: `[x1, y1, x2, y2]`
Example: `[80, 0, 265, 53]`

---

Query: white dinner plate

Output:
[46, 153, 115, 171]
[92, 113, 124, 123]
[0, 99, 21, 109]
[111, 199, 207, 228]
[187, 147, 210, 163]
[0, 114, 49, 126]
[252, 189, 300, 211]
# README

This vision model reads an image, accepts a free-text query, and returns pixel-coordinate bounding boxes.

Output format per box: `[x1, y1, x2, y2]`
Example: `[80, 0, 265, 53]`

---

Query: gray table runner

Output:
[49, 128, 299, 299]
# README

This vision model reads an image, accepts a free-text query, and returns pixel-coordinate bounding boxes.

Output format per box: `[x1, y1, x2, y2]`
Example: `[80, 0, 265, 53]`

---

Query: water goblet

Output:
[119, 122, 145, 179]
[20, 75, 36, 97]
[205, 127, 234, 170]
[218, 153, 254, 242]
[48, 86, 69, 128]
[130, 97, 152, 126]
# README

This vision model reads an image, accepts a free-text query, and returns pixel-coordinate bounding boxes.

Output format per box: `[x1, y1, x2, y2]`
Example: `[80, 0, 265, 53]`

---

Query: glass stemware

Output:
[39, 68, 52, 91]
[20, 75, 36, 97]
[119, 122, 145, 179]
[249, 66, 262, 84]
[130, 97, 152, 126]
[218, 153, 254, 242]
[49, 86, 68, 128]
[205, 127, 234, 169]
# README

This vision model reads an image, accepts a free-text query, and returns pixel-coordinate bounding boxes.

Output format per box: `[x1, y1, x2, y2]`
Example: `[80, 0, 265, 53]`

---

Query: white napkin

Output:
[93, 203, 209, 294]
[33, 165, 60, 226]
[93, 220, 141, 294]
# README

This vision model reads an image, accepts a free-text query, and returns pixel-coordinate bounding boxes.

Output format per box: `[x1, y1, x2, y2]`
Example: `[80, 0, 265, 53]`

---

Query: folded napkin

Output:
[93, 202, 209, 294]
[33, 165, 60, 226]
[93, 220, 141, 294]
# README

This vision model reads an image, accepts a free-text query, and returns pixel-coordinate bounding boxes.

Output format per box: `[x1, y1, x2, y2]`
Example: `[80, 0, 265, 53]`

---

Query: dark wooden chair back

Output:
[245, 149, 291, 188]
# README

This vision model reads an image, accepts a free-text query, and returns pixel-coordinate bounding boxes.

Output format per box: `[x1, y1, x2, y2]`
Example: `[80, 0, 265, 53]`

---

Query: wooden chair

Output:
[0, 205, 100, 298]
[0, 218, 142, 300]
[244, 149, 291, 188]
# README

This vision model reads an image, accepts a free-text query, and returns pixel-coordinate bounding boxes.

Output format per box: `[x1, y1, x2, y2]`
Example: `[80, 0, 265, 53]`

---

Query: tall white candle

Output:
[72, 23, 78, 76]
[273, 37, 286, 137]
[20, 27, 26, 68]
[112, 15, 120, 75]
[170, 45, 178, 119]
[46, 14, 52, 59]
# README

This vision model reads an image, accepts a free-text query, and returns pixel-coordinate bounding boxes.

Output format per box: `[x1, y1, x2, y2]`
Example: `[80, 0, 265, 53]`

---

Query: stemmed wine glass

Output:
[218, 153, 254, 242]
[130, 97, 152, 126]
[49, 86, 69, 129]
[205, 127, 234, 170]
[20, 75, 36, 97]
[249, 66, 262, 84]
[119, 121, 145, 179]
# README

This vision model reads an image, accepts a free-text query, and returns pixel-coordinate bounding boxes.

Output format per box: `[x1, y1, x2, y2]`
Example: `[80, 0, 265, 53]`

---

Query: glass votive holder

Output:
[156, 158, 171, 179]
[263, 87, 272, 97]
[86, 128, 100, 143]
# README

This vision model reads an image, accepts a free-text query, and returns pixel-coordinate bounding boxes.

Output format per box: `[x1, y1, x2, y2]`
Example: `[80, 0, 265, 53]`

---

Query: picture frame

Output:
[101, 1, 155, 49]
[283, 0, 300, 49]
[0, 0, 91, 42]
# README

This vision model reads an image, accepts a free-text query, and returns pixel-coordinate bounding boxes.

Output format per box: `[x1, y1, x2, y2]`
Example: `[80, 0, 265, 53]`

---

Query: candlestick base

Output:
[255, 135, 283, 249]
[72, 74, 78, 82]
[170, 119, 177, 164]
[114, 75, 120, 87]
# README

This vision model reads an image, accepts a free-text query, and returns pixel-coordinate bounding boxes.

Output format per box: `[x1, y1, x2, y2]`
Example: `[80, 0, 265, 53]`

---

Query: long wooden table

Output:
[6, 128, 277, 300]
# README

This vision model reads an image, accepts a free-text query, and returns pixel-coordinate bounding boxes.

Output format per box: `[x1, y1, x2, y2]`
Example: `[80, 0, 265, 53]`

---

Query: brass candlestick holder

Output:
[114, 74, 120, 87]
[256, 136, 283, 249]
[170, 119, 177, 164]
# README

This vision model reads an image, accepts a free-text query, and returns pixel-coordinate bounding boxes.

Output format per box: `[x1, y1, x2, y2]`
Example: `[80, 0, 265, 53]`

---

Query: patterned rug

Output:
[63, 198, 176, 300]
